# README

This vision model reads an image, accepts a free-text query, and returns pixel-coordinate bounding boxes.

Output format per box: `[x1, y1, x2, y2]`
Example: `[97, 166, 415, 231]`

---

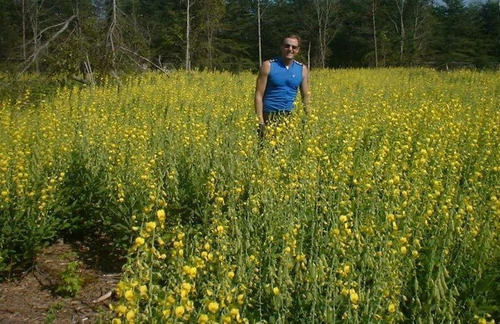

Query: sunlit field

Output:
[1, 68, 499, 323]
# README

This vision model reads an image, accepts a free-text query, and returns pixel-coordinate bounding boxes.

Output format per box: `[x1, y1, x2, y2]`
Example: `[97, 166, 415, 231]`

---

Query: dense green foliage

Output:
[1, 69, 499, 323]
[0, 0, 498, 75]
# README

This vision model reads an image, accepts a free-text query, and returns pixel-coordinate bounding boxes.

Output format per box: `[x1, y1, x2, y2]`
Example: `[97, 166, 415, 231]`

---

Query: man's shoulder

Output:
[294, 60, 304, 66]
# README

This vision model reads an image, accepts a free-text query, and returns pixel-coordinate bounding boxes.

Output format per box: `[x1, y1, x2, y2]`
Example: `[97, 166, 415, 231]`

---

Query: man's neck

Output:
[281, 57, 293, 67]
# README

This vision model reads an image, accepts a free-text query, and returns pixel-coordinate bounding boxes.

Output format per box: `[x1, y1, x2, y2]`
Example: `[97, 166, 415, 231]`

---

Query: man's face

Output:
[281, 37, 300, 61]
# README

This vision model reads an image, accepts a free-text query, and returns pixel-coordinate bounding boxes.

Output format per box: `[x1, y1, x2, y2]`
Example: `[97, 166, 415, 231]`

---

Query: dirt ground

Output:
[0, 239, 125, 324]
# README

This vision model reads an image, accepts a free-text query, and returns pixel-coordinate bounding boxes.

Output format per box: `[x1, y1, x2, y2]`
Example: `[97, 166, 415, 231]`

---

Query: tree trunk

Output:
[22, 0, 27, 60]
[395, 0, 406, 64]
[313, 0, 342, 68]
[185, 0, 192, 71]
[258, 0, 262, 66]
[107, 0, 118, 69]
[372, 0, 379, 67]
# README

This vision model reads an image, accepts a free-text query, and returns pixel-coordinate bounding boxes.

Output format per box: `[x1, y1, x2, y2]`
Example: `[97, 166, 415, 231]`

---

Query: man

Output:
[254, 34, 310, 130]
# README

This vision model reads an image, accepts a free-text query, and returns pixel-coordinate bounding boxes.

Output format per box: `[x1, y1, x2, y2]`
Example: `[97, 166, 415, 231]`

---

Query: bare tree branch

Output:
[19, 15, 77, 75]
[119, 46, 172, 75]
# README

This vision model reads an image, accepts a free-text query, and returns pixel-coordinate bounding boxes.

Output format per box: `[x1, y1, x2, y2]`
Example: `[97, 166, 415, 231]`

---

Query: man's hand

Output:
[258, 123, 266, 139]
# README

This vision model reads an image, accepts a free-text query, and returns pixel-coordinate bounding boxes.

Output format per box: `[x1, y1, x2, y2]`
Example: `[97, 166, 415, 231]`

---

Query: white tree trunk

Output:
[372, 0, 379, 67]
[258, 0, 262, 66]
[185, 0, 194, 71]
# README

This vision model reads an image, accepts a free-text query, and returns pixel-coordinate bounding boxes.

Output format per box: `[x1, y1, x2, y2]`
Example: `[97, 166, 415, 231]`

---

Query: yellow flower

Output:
[126, 310, 136, 321]
[388, 303, 396, 313]
[124, 289, 134, 302]
[175, 305, 185, 318]
[273, 287, 280, 295]
[157, 209, 166, 222]
[230, 308, 240, 318]
[112, 319, 122, 324]
[208, 301, 219, 313]
[349, 289, 359, 304]
[198, 314, 209, 324]
[145, 221, 156, 232]
[135, 237, 145, 246]
[181, 282, 192, 293]
[237, 294, 245, 305]
[227, 271, 235, 280]
[115, 304, 127, 315]
[183, 265, 197, 279]
[139, 285, 148, 297]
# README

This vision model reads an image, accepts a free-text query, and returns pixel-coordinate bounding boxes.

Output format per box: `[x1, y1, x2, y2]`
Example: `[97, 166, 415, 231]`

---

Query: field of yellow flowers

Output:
[1, 68, 499, 323]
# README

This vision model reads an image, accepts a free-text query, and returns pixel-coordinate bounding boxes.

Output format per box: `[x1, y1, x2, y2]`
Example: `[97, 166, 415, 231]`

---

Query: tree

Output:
[313, 0, 343, 67]
[430, 0, 477, 68]
[193, 0, 225, 70]
[182, 0, 196, 70]
[474, 0, 500, 67]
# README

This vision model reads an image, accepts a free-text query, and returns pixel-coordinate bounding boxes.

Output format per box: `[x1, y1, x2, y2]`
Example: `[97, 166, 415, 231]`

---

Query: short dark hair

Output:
[283, 34, 301, 47]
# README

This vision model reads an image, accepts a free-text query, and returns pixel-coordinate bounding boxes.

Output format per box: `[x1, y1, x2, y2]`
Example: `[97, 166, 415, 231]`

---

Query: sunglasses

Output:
[283, 43, 299, 50]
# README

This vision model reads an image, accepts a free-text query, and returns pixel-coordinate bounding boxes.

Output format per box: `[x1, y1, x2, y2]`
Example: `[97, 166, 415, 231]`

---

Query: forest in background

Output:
[0, 0, 499, 77]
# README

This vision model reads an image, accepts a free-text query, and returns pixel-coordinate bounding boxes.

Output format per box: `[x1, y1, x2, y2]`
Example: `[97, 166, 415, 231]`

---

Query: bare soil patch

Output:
[0, 239, 124, 324]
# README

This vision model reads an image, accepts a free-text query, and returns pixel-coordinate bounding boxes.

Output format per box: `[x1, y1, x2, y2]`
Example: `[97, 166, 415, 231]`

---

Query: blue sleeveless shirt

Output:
[263, 58, 304, 112]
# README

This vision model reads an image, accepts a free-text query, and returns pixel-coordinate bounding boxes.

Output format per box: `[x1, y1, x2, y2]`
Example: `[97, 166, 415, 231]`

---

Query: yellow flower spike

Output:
[165, 295, 175, 306]
[134, 237, 145, 246]
[115, 304, 127, 315]
[181, 282, 192, 293]
[157, 237, 165, 246]
[139, 285, 148, 297]
[349, 289, 359, 304]
[208, 301, 219, 313]
[174, 305, 185, 318]
[186, 300, 194, 312]
[124, 289, 135, 302]
[156, 209, 166, 222]
[230, 308, 240, 318]
[126, 310, 136, 322]
[198, 314, 209, 324]
[237, 294, 245, 305]
[145, 221, 156, 232]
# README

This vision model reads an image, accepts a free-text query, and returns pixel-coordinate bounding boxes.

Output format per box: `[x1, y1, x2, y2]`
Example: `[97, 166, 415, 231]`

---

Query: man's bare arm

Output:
[254, 61, 270, 124]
